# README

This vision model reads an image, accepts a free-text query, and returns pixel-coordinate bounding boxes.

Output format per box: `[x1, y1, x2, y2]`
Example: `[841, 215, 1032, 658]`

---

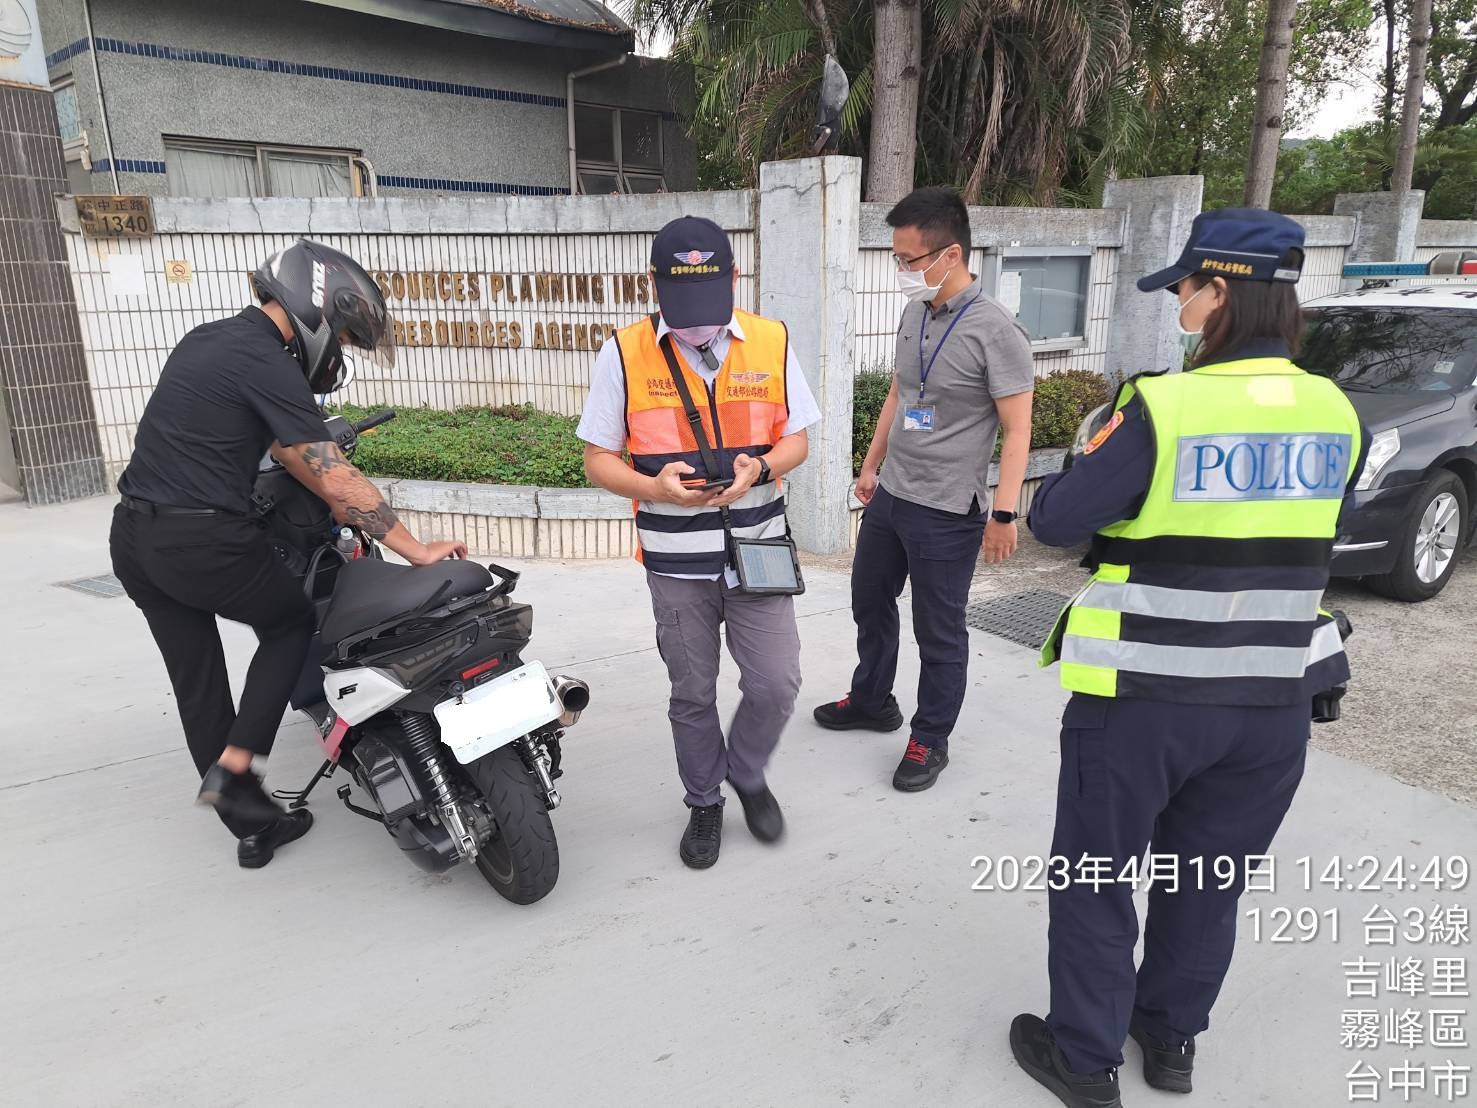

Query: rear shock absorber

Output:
[400, 711, 477, 860]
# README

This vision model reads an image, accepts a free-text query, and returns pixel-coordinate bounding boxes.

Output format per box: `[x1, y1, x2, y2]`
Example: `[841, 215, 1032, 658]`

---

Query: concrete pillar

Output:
[1102, 175, 1203, 382]
[0, 0, 107, 504]
[757, 156, 860, 555]
[1333, 190, 1426, 268]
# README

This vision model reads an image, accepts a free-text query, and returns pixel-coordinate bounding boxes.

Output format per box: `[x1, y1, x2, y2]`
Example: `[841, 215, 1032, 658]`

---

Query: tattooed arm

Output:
[273, 440, 467, 565]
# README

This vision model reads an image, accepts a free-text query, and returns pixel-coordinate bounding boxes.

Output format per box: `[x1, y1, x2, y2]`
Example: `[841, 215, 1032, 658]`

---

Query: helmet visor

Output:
[334, 288, 396, 369]
[351, 315, 397, 370]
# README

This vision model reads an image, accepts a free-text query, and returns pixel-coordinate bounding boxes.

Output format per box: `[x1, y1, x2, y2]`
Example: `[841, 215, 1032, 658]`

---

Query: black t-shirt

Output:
[118, 307, 330, 512]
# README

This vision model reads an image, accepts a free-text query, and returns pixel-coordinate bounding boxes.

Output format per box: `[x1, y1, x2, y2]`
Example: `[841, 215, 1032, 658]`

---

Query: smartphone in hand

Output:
[682, 475, 735, 492]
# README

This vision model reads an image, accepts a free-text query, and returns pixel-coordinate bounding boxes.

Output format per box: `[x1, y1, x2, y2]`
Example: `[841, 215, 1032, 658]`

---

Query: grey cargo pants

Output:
[647, 571, 802, 807]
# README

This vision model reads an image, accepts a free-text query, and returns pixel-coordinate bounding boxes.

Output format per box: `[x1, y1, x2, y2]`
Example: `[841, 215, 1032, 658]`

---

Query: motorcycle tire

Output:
[465, 744, 559, 904]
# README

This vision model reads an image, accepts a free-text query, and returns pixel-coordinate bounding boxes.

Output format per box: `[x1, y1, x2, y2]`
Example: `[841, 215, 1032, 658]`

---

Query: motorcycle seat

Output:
[318, 557, 495, 645]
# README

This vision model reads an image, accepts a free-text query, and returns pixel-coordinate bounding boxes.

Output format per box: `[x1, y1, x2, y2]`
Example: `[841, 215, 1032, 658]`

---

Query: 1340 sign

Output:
[76, 195, 155, 238]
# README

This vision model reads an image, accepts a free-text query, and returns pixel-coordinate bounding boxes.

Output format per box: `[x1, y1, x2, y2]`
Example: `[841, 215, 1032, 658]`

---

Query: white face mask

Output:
[896, 251, 953, 303]
[672, 324, 724, 349]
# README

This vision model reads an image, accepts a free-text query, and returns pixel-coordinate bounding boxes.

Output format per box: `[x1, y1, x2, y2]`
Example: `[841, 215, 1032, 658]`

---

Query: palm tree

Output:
[633, 0, 1156, 204]
[920, 0, 1138, 204]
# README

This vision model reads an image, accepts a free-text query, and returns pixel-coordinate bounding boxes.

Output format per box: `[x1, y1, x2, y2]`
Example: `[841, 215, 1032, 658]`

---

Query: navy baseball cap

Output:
[651, 216, 735, 328]
[1138, 208, 1306, 293]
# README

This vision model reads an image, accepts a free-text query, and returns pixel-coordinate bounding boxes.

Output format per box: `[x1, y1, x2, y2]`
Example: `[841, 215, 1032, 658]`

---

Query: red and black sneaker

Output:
[813, 692, 905, 732]
[892, 738, 948, 792]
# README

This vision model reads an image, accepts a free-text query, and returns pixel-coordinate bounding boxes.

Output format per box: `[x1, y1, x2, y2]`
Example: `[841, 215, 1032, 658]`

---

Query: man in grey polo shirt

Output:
[815, 187, 1035, 791]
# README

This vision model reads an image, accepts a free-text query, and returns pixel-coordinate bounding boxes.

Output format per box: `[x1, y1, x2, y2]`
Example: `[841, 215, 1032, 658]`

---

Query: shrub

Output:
[1030, 369, 1114, 449]
[852, 368, 894, 474]
[849, 366, 1113, 474]
[332, 403, 589, 487]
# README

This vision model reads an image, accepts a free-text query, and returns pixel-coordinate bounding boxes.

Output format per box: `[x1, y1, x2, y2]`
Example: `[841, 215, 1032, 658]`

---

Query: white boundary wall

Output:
[1293, 216, 1358, 302]
[60, 193, 756, 483]
[54, 166, 1276, 553]
[1416, 220, 1477, 264]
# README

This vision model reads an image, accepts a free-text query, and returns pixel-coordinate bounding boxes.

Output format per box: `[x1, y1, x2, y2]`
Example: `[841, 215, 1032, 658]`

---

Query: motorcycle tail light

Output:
[461, 657, 501, 681]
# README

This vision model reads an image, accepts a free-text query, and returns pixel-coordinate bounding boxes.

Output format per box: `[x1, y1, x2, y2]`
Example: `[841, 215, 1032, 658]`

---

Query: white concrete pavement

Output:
[4, 495, 1475, 1106]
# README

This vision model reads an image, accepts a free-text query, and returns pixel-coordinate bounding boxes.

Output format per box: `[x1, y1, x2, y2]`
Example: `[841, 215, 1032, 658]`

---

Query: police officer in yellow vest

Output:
[1008, 210, 1368, 1108]
[578, 216, 821, 869]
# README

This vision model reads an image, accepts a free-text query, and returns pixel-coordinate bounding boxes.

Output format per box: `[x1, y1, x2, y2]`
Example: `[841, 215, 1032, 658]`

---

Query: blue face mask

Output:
[1176, 285, 1209, 360]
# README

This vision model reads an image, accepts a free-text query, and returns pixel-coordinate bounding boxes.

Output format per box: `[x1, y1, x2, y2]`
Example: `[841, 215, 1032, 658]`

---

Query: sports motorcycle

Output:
[252, 408, 588, 904]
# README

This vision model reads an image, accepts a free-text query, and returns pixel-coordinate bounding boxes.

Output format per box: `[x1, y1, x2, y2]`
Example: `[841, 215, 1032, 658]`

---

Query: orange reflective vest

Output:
[615, 311, 791, 575]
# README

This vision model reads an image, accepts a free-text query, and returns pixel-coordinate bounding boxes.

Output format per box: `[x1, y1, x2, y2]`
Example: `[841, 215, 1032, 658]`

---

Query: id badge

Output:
[903, 405, 936, 432]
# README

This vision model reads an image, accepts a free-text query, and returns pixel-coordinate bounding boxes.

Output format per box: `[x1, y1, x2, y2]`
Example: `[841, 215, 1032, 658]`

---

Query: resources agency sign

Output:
[0, 0, 47, 91]
[375, 267, 656, 354]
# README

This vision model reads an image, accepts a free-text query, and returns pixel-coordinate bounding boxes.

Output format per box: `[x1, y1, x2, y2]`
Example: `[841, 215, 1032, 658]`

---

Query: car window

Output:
[1299, 306, 1477, 393]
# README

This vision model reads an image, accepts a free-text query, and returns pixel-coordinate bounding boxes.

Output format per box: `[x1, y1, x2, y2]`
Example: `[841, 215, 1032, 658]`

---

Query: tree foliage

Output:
[639, 0, 1477, 215]
[1125, 0, 1372, 208]
[637, 0, 1146, 203]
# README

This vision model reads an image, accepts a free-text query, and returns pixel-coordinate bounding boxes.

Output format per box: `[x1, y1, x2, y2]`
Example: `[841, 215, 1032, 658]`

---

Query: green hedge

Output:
[333, 404, 589, 488]
[335, 368, 1114, 488]
[1029, 369, 1115, 450]
[850, 367, 1113, 474]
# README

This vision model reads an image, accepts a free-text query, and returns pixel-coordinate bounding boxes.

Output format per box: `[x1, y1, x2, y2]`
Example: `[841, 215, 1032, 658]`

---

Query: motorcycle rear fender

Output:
[323, 666, 411, 725]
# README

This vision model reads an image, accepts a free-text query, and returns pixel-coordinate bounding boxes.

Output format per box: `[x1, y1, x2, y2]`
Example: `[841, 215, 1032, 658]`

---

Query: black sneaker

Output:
[728, 780, 784, 843]
[198, 763, 287, 826]
[892, 738, 948, 792]
[1130, 1021, 1195, 1093]
[813, 693, 905, 732]
[1010, 1014, 1122, 1108]
[679, 803, 723, 869]
[237, 809, 315, 870]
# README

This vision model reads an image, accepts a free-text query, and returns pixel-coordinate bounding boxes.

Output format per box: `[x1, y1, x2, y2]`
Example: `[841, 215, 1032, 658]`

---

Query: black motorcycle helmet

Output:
[250, 239, 394, 393]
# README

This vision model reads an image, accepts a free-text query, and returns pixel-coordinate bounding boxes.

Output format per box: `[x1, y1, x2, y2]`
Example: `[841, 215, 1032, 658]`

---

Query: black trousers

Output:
[1045, 694, 1309, 1074]
[110, 504, 316, 839]
[848, 485, 986, 748]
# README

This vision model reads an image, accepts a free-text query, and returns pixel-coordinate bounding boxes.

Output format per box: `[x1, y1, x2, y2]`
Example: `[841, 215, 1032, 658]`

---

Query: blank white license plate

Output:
[433, 660, 559, 765]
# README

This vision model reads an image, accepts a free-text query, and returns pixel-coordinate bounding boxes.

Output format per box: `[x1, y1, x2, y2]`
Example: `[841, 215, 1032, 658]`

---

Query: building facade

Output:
[37, 0, 696, 201]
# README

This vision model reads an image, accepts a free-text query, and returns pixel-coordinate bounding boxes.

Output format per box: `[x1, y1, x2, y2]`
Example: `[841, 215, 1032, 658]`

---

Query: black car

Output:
[1299, 289, 1477, 601]
[1062, 286, 1477, 601]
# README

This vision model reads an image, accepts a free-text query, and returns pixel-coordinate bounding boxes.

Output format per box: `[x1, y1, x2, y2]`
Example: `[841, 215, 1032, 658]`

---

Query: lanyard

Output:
[917, 293, 981, 401]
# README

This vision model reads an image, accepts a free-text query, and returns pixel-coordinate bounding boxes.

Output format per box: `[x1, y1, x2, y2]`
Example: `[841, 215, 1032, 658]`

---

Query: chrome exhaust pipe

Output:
[553, 675, 590, 727]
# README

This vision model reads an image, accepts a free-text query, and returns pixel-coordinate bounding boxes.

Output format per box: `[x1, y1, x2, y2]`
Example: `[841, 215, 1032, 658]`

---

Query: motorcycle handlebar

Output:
[353, 410, 397, 434]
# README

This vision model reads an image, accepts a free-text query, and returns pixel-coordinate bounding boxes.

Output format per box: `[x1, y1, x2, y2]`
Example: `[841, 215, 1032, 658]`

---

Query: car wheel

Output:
[1368, 470, 1468, 602]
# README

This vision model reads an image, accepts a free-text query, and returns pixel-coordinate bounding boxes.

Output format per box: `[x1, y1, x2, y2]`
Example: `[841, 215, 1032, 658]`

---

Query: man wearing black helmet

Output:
[109, 240, 466, 869]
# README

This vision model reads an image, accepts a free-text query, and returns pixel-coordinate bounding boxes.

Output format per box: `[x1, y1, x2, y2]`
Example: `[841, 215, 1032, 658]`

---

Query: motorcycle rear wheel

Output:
[465, 744, 559, 904]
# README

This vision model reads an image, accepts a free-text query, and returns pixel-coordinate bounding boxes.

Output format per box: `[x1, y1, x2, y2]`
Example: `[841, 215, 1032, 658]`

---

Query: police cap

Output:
[1138, 208, 1305, 293]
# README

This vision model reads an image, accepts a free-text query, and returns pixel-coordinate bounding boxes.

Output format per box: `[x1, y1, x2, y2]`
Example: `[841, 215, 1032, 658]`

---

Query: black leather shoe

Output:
[1130, 1021, 1195, 1093]
[679, 803, 723, 869]
[198, 763, 287, 826]
[238, 809, 315, 870]
[729, 780, 784, 843]
[892, 738, 948, 792]
[813, 693, 905, 732]
[1010, 1014, 1122, 1108]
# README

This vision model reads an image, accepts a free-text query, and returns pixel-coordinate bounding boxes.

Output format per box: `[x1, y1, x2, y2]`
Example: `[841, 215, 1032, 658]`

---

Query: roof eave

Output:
[299, 0, 635, 54]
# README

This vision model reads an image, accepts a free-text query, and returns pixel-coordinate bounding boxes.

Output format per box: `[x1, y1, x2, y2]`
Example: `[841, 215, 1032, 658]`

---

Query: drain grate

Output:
[965, 589, 1069, 650]
[55, 573, 125, 599]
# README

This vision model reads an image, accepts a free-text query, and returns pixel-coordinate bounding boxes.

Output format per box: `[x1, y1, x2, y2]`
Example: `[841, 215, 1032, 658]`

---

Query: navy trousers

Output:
[1046, 694, 1310, 1075]
[849, 484, 986, 749]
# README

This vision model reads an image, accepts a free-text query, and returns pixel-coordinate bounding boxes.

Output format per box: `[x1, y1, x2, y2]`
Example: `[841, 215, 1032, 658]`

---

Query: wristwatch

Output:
[991, 509, 1018, 524]
[758, 457, 773, 484]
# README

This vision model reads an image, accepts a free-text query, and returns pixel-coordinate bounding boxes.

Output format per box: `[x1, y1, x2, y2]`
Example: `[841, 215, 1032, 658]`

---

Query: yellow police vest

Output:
[1041, 357, 1363, 704]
